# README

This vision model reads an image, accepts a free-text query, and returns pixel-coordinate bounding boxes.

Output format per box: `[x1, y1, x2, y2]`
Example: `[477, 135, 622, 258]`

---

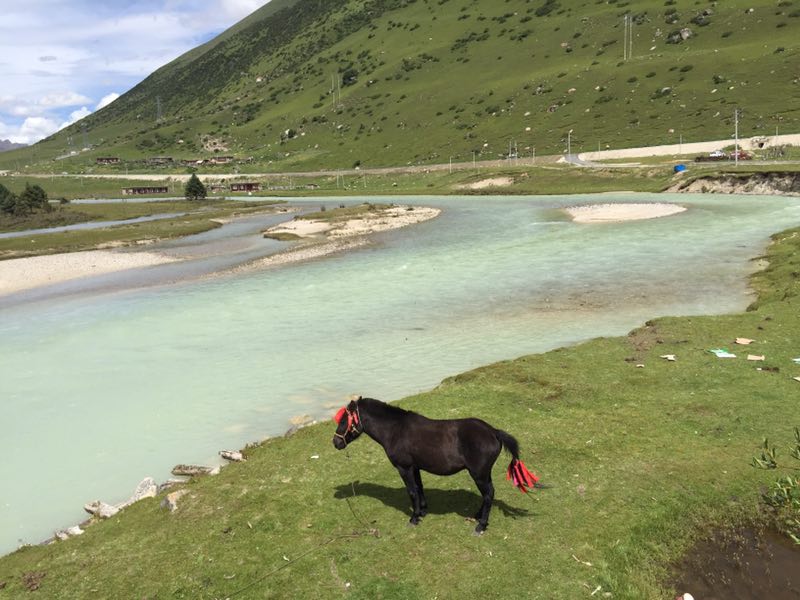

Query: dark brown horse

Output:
[332, 396, 539, 534]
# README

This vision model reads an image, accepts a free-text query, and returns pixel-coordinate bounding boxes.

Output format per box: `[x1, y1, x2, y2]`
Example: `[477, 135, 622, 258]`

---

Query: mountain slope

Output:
[3, 0, 798, 172]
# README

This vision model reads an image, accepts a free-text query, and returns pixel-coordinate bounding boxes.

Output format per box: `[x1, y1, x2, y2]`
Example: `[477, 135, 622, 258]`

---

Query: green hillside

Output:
[2, 0, 798, 173]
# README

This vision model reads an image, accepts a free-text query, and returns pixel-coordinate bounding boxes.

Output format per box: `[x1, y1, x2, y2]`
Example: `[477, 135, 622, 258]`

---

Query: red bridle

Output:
[333, 404, 362, 444]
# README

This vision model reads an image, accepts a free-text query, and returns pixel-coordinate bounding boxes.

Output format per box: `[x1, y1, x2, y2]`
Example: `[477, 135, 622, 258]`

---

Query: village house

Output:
[121, 186, 169, 196]
[230, 182, 260, 192]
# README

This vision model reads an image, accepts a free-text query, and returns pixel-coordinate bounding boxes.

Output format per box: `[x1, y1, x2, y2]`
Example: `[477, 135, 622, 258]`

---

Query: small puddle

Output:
[671, 528, 800, 599]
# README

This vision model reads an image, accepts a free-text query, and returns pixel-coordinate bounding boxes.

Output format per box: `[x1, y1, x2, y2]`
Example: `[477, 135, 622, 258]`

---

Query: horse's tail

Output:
[495, 429, 539, 493]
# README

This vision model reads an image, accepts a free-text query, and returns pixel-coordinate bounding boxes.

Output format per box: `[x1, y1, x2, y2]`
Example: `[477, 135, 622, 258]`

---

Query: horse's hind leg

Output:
[470, 472, 495, 535]
[413, 468, 428, 516]
[396, 466, 424, 525]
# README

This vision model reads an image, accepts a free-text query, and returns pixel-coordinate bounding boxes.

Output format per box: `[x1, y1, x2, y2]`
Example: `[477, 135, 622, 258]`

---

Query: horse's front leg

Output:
[396, 465, 424, 525]
[413, 468, 428, 517]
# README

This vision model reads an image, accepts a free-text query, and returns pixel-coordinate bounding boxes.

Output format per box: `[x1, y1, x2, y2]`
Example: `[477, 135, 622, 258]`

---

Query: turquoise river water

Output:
[1, 193, 800, 555]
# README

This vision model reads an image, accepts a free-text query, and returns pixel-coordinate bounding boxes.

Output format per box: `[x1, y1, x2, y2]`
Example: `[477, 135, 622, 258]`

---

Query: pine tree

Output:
[184, 173, 207, 201]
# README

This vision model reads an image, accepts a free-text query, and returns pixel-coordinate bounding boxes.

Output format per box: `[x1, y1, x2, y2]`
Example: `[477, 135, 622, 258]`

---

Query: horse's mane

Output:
[359, 397, 413, 418]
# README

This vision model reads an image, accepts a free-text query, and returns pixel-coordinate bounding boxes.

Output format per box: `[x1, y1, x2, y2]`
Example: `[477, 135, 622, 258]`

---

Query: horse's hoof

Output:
[474, 523, 487, 535]
[408, 518, 420, 527]
[472, 528, 485, 537]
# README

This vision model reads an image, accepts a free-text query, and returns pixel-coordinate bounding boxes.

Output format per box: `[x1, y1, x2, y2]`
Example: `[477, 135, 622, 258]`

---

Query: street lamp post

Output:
[567, 129, 573, 158]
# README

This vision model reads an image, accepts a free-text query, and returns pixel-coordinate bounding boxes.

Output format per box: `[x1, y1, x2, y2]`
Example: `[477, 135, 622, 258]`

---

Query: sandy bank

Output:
[264, 205, 441, 239]
[565, 203, 687, 223]
[0, 250, 178, 296]
[242, 204, 441, 271]
[0, 205, 440, 296]
[456, 177, 515, 190]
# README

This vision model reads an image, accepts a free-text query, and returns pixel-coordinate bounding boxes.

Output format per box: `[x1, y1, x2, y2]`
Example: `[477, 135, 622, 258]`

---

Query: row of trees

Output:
[0, 183, 52, 216]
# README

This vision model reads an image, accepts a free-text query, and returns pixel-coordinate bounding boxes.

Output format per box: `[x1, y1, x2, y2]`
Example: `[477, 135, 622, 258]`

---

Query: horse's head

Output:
[332, 398, 363, 449]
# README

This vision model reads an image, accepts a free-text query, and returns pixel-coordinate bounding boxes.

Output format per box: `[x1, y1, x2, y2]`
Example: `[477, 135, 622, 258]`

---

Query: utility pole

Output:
[734, 108, 740, 166]
[567, 129, 573, 158]
[623, 15, 628, 61]
[629, 14, 633, 60]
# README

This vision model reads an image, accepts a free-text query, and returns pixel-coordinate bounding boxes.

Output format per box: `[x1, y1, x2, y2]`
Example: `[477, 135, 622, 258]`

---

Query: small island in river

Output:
[0, 203, 441, 297]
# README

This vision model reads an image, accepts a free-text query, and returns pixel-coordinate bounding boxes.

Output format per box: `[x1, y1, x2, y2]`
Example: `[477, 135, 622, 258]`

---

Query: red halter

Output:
[333, 404, 362, 443]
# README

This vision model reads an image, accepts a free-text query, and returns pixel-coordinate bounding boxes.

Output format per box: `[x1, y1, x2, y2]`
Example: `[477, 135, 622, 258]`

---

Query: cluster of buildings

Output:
[121, 181, 262, 196]
[99, 155, 263, 196]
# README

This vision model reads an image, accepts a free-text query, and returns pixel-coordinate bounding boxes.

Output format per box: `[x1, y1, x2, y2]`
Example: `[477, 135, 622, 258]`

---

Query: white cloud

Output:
[96, 93, 120, 110]
[0, 1, 273, 144]
[59, 106, 91, 130]
[39, 91, 93, 108]
[12, 117, 61, 144]
[220, 0, 268, 19]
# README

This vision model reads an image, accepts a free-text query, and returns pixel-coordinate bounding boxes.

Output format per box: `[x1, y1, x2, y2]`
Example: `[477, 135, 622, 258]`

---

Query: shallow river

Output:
[1, 193, 799, 554]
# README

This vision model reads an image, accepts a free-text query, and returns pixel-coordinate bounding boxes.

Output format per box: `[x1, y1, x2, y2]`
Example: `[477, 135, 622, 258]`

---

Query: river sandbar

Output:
[0, 251, 178, 296]
[565, 203, 687, 223]
[0, 205, 441, 296]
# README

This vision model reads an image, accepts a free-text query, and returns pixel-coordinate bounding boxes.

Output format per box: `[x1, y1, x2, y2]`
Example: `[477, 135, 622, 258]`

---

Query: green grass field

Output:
[0, 216, 798, 598]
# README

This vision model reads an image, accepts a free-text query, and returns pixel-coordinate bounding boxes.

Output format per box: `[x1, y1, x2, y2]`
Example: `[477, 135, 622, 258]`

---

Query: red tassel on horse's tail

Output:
[507, 459, 539, 493]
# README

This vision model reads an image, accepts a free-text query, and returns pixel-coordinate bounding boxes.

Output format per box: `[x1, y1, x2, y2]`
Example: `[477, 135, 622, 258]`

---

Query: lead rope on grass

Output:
[225, 474, 378, 598]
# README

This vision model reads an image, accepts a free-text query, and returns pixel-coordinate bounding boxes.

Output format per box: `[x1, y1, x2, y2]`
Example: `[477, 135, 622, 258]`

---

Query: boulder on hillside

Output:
[121, 477, 158, 507]
[160, 489, 190, 513]
[220, 450, 245, 462]
[83, 501, 120, 519]
[171, 464, 219, 477]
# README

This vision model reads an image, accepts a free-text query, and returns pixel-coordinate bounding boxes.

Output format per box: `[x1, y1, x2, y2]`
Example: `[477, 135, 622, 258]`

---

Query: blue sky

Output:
[0, 0, 271, 144]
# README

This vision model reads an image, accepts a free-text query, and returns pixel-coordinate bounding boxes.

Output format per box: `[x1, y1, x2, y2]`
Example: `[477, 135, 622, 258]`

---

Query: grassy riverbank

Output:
[0, 218, 798, 597]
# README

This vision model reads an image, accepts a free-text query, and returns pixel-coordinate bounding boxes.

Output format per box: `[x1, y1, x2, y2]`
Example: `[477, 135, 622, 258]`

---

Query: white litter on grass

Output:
[310, 455, 319, 459]
[747, 355, 765, 361]
[792, 358, 800, 364]
[710, 348, 736, 358]
[660, 354, 677, 361]
[735, 337, 755, 345]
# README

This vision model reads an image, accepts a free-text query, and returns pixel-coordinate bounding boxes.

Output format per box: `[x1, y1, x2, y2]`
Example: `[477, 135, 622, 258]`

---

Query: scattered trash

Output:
[735, 338, 755, 345]
[660, 354, 677, 361]
[572, 554, 593, 567]
[310, 454, 320, 459]
[636, 364, 645, 368]
[793, 377, 800, 383]
[792, 358, 800, 364]
[746, 355, 765, 361]
[709, 348, 736, 358]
